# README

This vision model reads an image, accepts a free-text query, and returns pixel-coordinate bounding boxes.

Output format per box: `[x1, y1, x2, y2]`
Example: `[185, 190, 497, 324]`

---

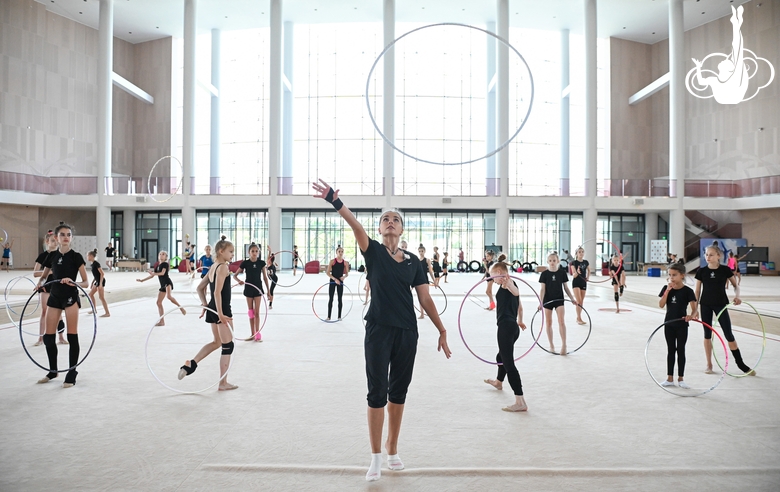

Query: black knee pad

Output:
[221, 341, 234, 355]
[57, 320, 65, 333]
[614, 292, 619, 302]
[43, 333, 56, 348]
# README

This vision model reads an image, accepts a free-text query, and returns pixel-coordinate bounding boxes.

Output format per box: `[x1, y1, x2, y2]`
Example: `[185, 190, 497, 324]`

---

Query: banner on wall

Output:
[699, 238, 747, 268]
[650, 240, 668, 263]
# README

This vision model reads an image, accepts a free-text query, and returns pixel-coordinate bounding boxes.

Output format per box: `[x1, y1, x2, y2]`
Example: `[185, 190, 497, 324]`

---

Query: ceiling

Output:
[37, 0, 754, 45]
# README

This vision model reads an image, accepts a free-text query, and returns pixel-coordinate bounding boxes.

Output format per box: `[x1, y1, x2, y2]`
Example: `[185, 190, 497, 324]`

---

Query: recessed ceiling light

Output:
[79, 11, 82, 14]
[702, 11, 705, 14]
[652, 32, 656, 34]
[623, 27, 626, 29]
[156, 27, 159, 29]
[224, 15, 227, 18]
[129, 31, 132, 34]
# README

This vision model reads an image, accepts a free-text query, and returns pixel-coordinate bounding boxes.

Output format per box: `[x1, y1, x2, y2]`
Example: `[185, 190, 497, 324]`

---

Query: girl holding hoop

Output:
[695, 245, 755, 375]
[36, 223, 88, 387]
[483, 262, 528, 412]
[569, 247, 590, 325]
[2, 236, 14, 271]
[609, 255, 626, 313]
[658, 263, 698, 388]
[484, 251, 496, 310]
[87, 249, 111, 317]
[313, 179, 451, 482]
[33, 231, 68, 346]
[234, 242, 270, 341]
[267, 245, 278, 309]
[326, 245, 350, 321]
[417, 244, 435, 319]
[137, 251, 186, 326]
[178, 236, 238, 391]
[538, 252, 575, 355]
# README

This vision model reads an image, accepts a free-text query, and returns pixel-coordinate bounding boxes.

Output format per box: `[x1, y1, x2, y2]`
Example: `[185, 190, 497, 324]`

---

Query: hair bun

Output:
[221, 235, 227, 241]
[419, 243, 423, 248]
[59, 221, 64, 225]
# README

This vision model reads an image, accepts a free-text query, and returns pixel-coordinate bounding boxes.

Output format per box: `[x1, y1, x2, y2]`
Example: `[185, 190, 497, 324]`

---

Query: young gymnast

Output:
[695, 245, 755, 375]
[483, 261, 528, 412]
[569, 246, 589, 325]
[292, 245, 300, 276]
[484, 250, 496, 310]
[609, 255, 626, 313]
[183, 237, 192, 273]
[538, 252, 575, 355]
[35, 223, 89, 387]
[33, 231, 68, 346]
[199, 245, 214, 278]
[441, 252, 449, 283]
[313, 179, 451, 482]
[104, 241, 116, 271]
[87, 249, 111, 317]
[178, 236, 238, 391]
[658, 263, 698, 388]
[267, 245, 278, 309]
[1, 236, 14, 271]
[234, 242, 270, 341]
[137, 251, 186, 326]
[726, 251, 748, 288]
[432, 246, 442, 288]
[417, 244, 435, 319]
[326, 245, 350, 320]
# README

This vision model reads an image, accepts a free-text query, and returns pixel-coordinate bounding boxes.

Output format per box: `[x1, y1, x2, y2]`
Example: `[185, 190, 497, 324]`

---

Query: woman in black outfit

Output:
[266, 245, 279, 309]
[326, 245, 350, 320]
[87, 249, 111, 317]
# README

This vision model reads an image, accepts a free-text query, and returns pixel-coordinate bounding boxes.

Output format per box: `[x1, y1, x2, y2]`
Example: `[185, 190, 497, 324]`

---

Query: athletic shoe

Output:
[660, 380, 675, 387]
[678, 381, 691, 389]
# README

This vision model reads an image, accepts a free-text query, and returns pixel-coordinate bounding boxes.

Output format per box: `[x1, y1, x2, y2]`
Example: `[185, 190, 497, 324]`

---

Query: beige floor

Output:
[1, 269, 779, 491]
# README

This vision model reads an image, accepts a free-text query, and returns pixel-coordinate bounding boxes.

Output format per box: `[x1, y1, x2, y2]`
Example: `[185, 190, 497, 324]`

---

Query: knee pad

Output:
[43, 333, 56, 347]
[247, 309, 255, 319]
[614, 292, 619, 302]
[221, 341, 235, 355]
[57, 320, 65, 333]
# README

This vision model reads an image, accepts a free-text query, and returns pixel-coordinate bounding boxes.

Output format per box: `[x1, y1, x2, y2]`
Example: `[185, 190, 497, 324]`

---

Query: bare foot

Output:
[615, 309, 620, 314]
[484, 378, 503, 390]
[100, 314, 111, 318]
[418, 314, 425, 319]
[577, 319, 586, 325]
[704, 366, 714, 374]
[155, 320, 165, 327]
[180, 307, 187, 315]
[219, 383, 238, 391]
[502, 402, 528, 412]
[550, 345, 556, 354]
[560, 345, 567, 355]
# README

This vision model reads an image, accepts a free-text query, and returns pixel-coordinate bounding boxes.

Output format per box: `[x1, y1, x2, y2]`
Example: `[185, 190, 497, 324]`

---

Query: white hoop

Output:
[147, 156, 184, 203]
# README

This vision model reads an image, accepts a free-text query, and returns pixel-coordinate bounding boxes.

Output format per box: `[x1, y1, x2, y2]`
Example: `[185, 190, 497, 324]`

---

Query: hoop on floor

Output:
[414, 283, 448, 316]
[268, 250, 305, 288]
[577, 238, 622, 284]
[458, 274, 543, 365]
[5, 275, 41, 322]
[529, 299, 592, 355]
[312, 281, 354, 323]
[145, 304, 234, 394]
[147, 155, 184, 203]
[233, 281, 268, 341]
[597, 308, 633, 313]
[18, 279, 98, 373]
[645, 318, 728, 397]
[711, 302, 765, 378]
[365, 23, 534, 165]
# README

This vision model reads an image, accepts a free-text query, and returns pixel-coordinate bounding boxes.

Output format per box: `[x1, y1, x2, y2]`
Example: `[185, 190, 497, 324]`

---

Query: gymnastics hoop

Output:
[469, 260, 481, 272]
[4, 275, 40, 321]
[576, 238, 622, 284]
[457, 261, 468, 272]
[268, 250, 305, 288]
[18, 279, 98, 373]
[365, 22, 534, 166]
[0, 227, 8, 243]
[711, 302, 765, 378]
[413, 283, 448, 316]
[458, 274, 543, 365]
[145, 304, 235, 394]
[147, 155, 183, 203]
[529, 299, 592, 355]
[232, 281, 268, 341]
[357, 272, 369, 303]
[645, 318, 728, 397]
[311, 281, 354, 323]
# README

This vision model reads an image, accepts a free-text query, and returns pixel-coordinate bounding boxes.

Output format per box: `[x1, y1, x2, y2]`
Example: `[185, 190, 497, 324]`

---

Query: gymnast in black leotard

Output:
[87, 249, 111, 317]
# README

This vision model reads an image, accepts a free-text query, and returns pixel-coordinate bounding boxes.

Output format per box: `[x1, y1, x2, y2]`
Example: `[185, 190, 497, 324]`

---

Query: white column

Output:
[281, 21, 294, 195]
[560, 29, 570, 196]
[496, 0, 509, 250]
[122, 209, 136, 258]
[183, 0, 196, 197]
[210, 29, 221, 194]
[383, 0, 395, 205]
[645, 212, 658, 262]
[268, 0, 283, 251]
[668, 0, 686, 259]
[485, 21, 497, 197]
[96, 0, 113, 254]
[584, 0, 598, 267]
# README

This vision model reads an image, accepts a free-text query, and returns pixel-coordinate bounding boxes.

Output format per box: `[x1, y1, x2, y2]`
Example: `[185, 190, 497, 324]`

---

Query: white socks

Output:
[387, 454, 404, 471]
[366, 453, 382, 482]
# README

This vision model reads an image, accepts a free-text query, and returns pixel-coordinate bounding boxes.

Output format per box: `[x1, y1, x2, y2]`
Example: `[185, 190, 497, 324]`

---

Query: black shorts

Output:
[611, 277, 620, 286]
[544, 299, 565, 310]
[47, 293, 81, 310]
[572, 278, 587, 290]
[364, 323, 418, 408]
[158, 282, 173, 293]
[205, 303, 233, 324]
[243, 286, 263, 298]
[92, 279, 106, 287]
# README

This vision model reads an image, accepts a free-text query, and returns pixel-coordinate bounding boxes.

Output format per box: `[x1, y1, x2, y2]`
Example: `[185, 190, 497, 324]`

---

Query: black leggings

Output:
[328, 282, 344, 318]
[364, 323, 418, 408]
[495, 320, 523, 396]
[700, 304, 734, 342]
[664, 324, 688, 377]
[268, 270, 278, 297]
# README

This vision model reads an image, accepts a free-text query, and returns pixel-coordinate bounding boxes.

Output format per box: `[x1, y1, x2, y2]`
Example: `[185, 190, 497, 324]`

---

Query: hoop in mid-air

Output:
[147, 155, 184, 203]
[365, 23, 534, 166]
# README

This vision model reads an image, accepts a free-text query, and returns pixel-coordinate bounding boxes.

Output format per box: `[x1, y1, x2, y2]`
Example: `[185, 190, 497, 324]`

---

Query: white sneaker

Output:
[660, 380, 675, 387]
[678, 381, 691, 389]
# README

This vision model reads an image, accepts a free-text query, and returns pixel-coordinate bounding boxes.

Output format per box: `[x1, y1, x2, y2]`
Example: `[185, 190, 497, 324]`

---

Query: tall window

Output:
[136, 212, 182, 264]
[597, 213, 645, 271]
[292, 24, 383, 195]
[509, 212, 582, 265]
[196, 210, 269, 259]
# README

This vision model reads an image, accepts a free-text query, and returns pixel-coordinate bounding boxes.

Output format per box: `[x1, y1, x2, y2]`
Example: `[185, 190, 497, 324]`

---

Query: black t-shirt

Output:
[363, 239, 428, 330]
[105, 246, 115, 257]
[609, 262, 624, 277]
[91, 260, 102, 284]
[240, 259, 266, 290]
[695, 264, 733, 306]
[659, 285, 697, 328]
[570, 259, 589, 279]
[156, 262, 172, 289]
[35, 251, 55, 285]
[496, 280, 519, 324]
[539, 269, 568, 304]
[42, 249, 86, 299]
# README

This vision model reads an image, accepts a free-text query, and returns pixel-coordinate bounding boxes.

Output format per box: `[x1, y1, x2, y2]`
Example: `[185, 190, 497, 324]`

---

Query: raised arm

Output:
[312, 180, 369, 253]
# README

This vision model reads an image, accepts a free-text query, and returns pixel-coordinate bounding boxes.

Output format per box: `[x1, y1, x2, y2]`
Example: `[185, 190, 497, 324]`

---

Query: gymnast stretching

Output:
[313, 179, 451, 482]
